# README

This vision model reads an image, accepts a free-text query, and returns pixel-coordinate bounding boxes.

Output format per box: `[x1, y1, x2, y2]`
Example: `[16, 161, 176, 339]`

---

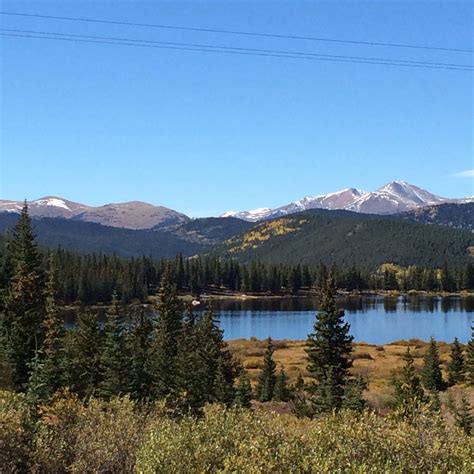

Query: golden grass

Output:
[227, 338, 474, 410]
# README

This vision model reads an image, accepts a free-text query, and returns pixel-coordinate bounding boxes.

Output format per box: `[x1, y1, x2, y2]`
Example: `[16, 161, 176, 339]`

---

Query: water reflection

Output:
[210, 295, 474, 314]
[63, 296, 474, 344]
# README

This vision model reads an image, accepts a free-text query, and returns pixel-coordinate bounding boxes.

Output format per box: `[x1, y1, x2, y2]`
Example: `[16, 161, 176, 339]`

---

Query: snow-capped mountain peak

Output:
[221, 208, 272, 222]
[220, 181, 467, 221]
[34, 197, 72, 211]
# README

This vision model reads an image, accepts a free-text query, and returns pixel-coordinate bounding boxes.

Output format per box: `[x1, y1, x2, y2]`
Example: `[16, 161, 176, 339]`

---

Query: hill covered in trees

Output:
[1, 206, 473, 269]
[400, 202, 474, 230]
[215, 211, 474, 269]
[0, 213, 206, 259]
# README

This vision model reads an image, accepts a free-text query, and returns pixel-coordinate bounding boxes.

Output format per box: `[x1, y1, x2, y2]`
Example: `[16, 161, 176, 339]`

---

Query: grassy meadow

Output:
[228, 338, 474, 412]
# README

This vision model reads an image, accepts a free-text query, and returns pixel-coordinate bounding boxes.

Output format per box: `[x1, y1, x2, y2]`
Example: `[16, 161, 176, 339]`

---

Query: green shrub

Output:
[33, 390, 149, 473]
[0, 390, 34, 472]
[136, 405, 474, 473]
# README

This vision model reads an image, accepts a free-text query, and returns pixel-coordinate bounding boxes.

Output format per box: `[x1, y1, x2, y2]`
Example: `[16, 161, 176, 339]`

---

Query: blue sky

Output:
[1, 0, 473, 216]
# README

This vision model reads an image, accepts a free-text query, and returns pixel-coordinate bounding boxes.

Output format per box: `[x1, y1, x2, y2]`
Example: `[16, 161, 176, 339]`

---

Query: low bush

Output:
[1, 391, 473, 473]
[0, 391, 34, 472]
[136, 405, 474, 473]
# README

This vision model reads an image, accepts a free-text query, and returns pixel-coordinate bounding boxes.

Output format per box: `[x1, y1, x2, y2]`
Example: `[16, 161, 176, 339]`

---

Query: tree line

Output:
[1, 209, 473, 305]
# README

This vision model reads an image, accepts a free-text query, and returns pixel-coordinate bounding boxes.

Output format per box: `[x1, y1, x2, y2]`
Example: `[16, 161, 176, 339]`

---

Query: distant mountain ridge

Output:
[222, 181, 473, 221]
[0, 203, 472, 267]
[0, 196, 189, 230]
[1, 181, 472, 228]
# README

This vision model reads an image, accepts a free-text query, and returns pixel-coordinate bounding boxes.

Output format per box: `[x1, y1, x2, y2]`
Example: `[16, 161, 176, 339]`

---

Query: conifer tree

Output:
[195, 307, 238, 406]
[428, 390, 441, 413]
[274, 368, 290, 402]
[72, 310, 103, 397]
[466, 324, 474, 385]
[175, 307, 208, 414]
[255, 337, 277, 402]
[447, 337, 465, 386]
[146, 264, 183, 400]
[235, 371, 253, 408]
[306, 278, 353, 413]
[28, 254, 65, 402]
[421, 337, 444, 391]
[2, 202, 45, 390]
[0, 323, 12, 390]
[393, 347, 426, 417]
[342, 375, 367, 411]
[127, 305, 153, 399]
[454, 394, 473, 435]
[99, 291, 128, 398]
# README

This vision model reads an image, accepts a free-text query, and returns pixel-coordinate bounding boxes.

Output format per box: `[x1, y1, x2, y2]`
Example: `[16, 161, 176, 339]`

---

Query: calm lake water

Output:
[209, 296, 474, 344]
[65, 296, 474, 344]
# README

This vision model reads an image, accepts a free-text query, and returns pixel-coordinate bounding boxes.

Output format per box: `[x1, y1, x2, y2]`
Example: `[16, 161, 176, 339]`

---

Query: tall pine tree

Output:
[146, 264, 183, 400]
[2, 202, 45, 390]
[195, 307, 239, 406]
[447, 337, 465, 386]
[28, 254, 65, 401]
[306, 278, 354, 413]
[466, 324, 474, 386]
[392, 347, 426, 418]
[72, 310, 103, 397]
[421, 337, 444, 392]
[255, 337, 277, 402]
[99, 291, 128, 398]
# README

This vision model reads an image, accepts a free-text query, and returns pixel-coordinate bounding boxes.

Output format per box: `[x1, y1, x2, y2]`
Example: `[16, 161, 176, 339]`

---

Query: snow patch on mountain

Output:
[221, 181, 464, 221]
[35, 198, 71, 210]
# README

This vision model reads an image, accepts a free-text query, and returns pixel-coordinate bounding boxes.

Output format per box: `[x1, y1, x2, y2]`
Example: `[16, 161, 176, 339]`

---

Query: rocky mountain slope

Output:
[222, 181, 471, 221]
[0, 197, 189, 230]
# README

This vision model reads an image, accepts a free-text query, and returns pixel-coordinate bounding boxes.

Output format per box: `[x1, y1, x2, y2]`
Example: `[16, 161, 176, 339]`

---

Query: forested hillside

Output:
[400, 202, 474, 230]
[0, 213, 205, 259]
[216, 211, 474, 269]
[1, 207, 473, 269]
[158, 216, 253, 244]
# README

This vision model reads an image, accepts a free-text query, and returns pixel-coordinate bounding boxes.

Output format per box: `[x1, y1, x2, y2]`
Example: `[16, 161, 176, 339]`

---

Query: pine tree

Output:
[0, 322, 12, 390]
[447, 337, 465, 386]
[306, 278, 353, 413]
[98, 291, 128, 398]
[421, 337, 444, 392]
[235, 371, 253, 408]
[195, 307, 238, 406]
[28, 254, 65, 402]
[255, 337, 277, 402]
[175, 307, 208, 414]
[454, 394, 473, 435]
[274, 368, 291, 402]
[466, 324, 474, 385]
[146, 265, 183, 400]
[72, 310, 103, 397]
[393, 347, 426, 417]
[127, 305, 153, 399]
[429, 390, 441, 413]
[342, 375, 367, 411]
[2, 202, 46, 390]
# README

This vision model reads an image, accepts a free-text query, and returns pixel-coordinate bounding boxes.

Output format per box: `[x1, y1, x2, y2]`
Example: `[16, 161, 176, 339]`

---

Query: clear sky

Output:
[0, 0, 473, 216]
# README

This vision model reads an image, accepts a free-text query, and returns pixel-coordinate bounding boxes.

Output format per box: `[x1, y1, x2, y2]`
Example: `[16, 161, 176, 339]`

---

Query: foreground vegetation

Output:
[2, 391, 473, 473]
[1, 204, 474, 472]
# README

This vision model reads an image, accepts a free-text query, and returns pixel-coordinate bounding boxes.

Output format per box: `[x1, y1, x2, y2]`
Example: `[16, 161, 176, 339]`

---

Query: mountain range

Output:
[222, 181, 474, 221]
[1, 181, 472, 228]
[0, 201, 472, 268]
[0, 197, 188, 230]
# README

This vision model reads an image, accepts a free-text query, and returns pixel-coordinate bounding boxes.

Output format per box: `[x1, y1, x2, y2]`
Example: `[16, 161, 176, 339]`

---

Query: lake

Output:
[64, 295, 474, 344]
[208, 296, 474, 344]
